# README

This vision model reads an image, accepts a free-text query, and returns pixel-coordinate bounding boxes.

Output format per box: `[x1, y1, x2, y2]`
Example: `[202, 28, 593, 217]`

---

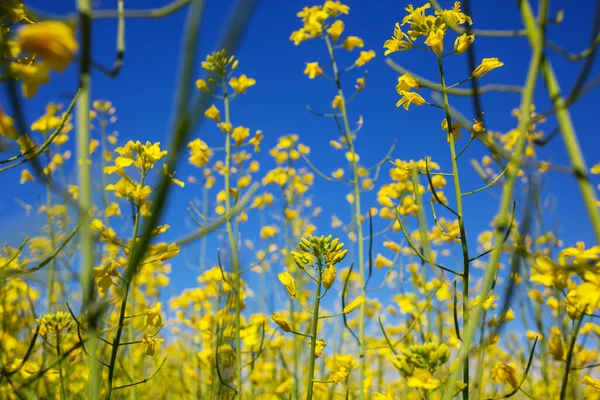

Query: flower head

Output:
[473, 58, 504, 78]
[304, 62, 324, 79]
[17, 21, 78, 72]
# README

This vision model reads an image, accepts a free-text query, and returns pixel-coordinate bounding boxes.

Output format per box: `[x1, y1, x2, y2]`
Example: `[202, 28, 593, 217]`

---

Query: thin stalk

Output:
[324, 34, 366, 400]
[437, 54, 471, 400]
[44, 136, 58, 312]
[222, 81, 243, 399]
[55, 331, 67, 400]
[106, 192, 143, 399]
[128, 293, 137, 400]
[442, 0, 547, 397]
[306, 260, 323, 400]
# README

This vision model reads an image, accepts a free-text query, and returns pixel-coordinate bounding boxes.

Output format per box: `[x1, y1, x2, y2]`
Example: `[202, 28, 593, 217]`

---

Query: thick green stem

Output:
[75, 0, 98, 397]
[522, 6, 600, 244]
[437, 55, 470, 400]
[324, 34, 366, 400]
[222, 82, 243, 398]
[442, 1, 547, 398]
[305, 260, 323, 400]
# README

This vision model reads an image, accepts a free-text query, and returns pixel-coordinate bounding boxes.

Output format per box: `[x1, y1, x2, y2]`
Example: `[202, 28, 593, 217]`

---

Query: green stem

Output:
[442, 1, 547, 397]
[106, 193, 143, 399]
[324, 34, 366, 400]
[75, 0, 98, 398]
[305, 260, 323, 400]
[528, 15, 600, 244]
[437, 54, 471, 400]
[56, 331, 67, 400]
[222, 81, 243, 399]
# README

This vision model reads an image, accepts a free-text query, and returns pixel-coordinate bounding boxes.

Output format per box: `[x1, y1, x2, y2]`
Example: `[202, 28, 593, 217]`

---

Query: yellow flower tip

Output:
[343, 296, 364, 314]
[278, 271, 296, 296]
[424, 28, 445, 56]
[383, 23, 413, 56]
[355, 50, 375, 67]
[322, 265, 336, 289]
[396, 91, 426, 110]
[229, 74, 256, 94]
[342, 36, 364, 51]
[204, 104, 220, 122]
[20, 169, 35, 184]
[303, 62, 324, 79]
[454, 33, 474, 54]
[473, 57, 504, 78]
[331, 95, 345, 110]
[396, 73, 420, 93]
[17, 21, 78, 73]
[327, 20, 345, 42]
[271, 314, 291, 332]
[309, 338, 328, 358]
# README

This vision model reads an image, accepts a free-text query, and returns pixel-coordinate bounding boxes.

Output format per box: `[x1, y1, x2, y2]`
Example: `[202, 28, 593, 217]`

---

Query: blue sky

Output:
[1, 0, 599, 312]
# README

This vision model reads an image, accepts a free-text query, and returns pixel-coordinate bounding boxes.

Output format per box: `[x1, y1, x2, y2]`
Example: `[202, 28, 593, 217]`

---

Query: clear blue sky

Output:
[1, 0, 599, 308]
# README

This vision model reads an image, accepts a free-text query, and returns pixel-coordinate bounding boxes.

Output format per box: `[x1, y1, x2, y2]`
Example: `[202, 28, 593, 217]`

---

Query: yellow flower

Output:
[145, 303, 163, 328]
[311, 339, 327, 358]
[278, 272, 296, 296]
[204, 104, 220, 122]
[0, 107, 20, 140]
[232, 126, 250, 146]
[343, 296, 364, 314]
[342, 36, 364, 51]
[142, 333, 164, 357]
[331, 95, 344, 110]
[304, 62, 323, 79]
[396, 91, 426, 110]
[271, 314, 291, 332]
[383, 23, 412, 55]
[454, 33, 474, 54]
[290, 28, 311, 45]
[332, 366, 349, 384]
[229, 74, 256, 94]
[473, 58, 504, 78]
[345, 152, 359, 163]
[188, 139, 212, 167]
[93, 260, 120, 295]
[327, 20, 344, 42]
[396, 73, 420, 93]
[355, 50, 375, 67]
[375, 253, 393, 269]
[196, 79, 209, 92]
[218, 122, 233, 133]
[260, 226, 278, 239]
[407, 368, 440, 390]
[548, 334, 564, 360]
[322, 265, 336, 289]
[323, 1, 350, 17]
[355, 77, 366, 91]
[441, 119, 463, 142]
[17, 21, 78, 72]
[11, 62, 50, 98]
[490, 362, 518, 389]
[582, 375, 600, 391]
[424, 28, 444, 56]
[105, 202, 121, 218]
[20, 169, 35, 184]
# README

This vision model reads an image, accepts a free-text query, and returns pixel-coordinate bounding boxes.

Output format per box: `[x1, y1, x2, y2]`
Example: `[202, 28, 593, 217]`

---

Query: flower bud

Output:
[454, 33, 474, 54]
[271, 314, 291, 332]
[322, 266, 336, 289]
